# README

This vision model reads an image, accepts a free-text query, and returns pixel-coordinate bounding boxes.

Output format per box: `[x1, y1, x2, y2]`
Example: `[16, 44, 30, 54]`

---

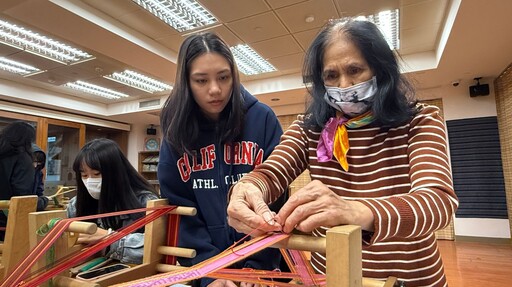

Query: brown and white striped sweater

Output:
[241, 104, 458, 287]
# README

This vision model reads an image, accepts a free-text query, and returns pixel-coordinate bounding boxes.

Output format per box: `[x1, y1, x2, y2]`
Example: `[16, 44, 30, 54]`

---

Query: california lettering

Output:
[177, 141, 264, 182]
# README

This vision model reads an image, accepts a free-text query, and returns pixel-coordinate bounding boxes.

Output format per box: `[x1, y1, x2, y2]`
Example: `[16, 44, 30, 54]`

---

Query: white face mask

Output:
[82, 177, 102, 200]
[324, 76, 377, 117]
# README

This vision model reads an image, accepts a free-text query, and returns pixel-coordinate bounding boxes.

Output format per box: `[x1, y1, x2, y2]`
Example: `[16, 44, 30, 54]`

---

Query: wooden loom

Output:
[0, 195, 38, 282]
[26, 199, 397, 287]
[25, 199, 197, 287]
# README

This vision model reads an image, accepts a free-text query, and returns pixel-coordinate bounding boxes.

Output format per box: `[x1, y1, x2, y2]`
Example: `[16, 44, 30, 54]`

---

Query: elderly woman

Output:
[227, 18, 458, 287]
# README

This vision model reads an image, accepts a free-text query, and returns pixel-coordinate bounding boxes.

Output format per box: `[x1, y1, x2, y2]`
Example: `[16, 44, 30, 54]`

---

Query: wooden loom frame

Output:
[25, 199, 196, 287]
[26, 198, 397, 287]
[0, 195, 38, 282]
[0, 186, 76, 269]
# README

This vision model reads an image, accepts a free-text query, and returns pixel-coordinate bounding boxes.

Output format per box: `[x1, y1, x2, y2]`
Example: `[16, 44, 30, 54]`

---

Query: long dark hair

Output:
[303, 18, 417, 130]
[160, 32, 244, 155]
[72, 138, 156, 229]
[0, 121, 35, 157]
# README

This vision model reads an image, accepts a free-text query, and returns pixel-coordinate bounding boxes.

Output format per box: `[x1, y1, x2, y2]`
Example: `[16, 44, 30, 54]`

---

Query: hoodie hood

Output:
[31, 143, 46, 169]
[240, 85, 258, 110]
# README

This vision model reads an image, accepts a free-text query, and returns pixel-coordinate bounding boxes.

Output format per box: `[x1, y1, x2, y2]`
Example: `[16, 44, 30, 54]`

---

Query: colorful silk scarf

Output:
[316, 111, 374, 171]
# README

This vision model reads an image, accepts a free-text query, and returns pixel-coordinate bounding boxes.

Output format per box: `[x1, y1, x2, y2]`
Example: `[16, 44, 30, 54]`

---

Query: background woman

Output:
[0, 121, 36, 240]
[67, 138, 158, 264]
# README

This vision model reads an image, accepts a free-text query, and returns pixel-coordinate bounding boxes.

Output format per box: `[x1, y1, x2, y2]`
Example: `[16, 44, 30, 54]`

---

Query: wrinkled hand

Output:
[207, 279, 237, 287]
[275, 180, 374, 233]
[227, 182, 281, 236]
[76, 227, 109, 245]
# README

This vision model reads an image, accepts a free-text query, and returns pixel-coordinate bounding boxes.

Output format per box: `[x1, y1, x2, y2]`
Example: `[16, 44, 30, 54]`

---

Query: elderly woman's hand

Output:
[227, 182, 282, 235]
[275, 180, 374, 233]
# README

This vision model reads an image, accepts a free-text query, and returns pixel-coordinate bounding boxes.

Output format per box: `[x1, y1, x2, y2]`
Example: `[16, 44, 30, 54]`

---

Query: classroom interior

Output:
[1, 0, 512, 286]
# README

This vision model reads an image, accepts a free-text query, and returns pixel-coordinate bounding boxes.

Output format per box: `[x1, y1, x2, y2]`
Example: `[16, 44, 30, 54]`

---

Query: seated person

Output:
[67, 138, 158, 264]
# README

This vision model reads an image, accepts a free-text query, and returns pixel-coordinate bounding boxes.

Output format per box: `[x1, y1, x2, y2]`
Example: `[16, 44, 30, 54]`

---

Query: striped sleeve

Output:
[240, 116, 309, 203]
[358, 106, 459, 243]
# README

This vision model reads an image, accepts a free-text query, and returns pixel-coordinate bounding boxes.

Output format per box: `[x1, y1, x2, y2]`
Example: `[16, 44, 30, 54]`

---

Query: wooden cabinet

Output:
[138, 151, 159, 192]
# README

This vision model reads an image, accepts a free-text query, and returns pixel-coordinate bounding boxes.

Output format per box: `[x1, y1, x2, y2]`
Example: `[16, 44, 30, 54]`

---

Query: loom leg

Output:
[326, 225, 362, 287]
[0, 196, 37, 281]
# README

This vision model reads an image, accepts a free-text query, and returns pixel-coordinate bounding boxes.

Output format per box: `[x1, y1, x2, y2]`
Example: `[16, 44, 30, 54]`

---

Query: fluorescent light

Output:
[230, 44, 276, 76]
[0, 19, 94, 65]
[64, 81, 129, 100]
[104, 70, 172, 93]
[0, 57, 43, 76]
[355, 9, 400, 50]
[132, 0, 217, 32]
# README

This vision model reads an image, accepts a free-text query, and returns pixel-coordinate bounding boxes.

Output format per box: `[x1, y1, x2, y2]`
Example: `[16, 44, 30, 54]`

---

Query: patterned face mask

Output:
[323, 76, 377, 117]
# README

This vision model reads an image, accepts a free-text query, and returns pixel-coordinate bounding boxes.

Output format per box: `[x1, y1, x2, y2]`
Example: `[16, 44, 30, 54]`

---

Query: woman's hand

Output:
[276, 180, 374, 233]
[76, 227, 109, 245]
[227, 182, 281, 235]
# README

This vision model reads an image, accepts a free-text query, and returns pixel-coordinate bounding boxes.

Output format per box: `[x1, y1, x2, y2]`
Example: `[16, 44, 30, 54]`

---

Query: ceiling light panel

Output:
[356, 9, 400, 50]
[132, 0, 217, 32]
[104, 70, 172, 93]
[0, 57, 43, 76]
[64, 81, 129, 100]
[0, 19, 94, 65]
[230, 44, 277, 76]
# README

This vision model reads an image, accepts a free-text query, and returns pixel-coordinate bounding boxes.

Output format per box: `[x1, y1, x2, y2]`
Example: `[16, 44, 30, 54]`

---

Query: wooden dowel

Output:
[0, 243, 3, 253]
[53, 275, 100, 287]
[271, 234, 326, 253]
[170, 206, 196, 216]
[67, 221, 97, 234]
[156, 263, 185, 273]
[382, 276, 398, 287]
[47, 189, 76, 199]
[157, 246, 196, 258]
[0, 200, 9, 209]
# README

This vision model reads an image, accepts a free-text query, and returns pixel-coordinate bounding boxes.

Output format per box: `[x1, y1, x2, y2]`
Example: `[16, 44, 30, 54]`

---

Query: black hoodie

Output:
[158, 87, 284, 286]
[0, 144, 35, 240]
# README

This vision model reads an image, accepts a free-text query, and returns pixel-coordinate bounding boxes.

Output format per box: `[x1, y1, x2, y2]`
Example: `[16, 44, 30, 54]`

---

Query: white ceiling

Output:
[0, 0, 511, 126]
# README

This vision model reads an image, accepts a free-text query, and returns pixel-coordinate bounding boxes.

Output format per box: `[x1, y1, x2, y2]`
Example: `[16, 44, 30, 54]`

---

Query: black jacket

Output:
[0, 150, 35, 239]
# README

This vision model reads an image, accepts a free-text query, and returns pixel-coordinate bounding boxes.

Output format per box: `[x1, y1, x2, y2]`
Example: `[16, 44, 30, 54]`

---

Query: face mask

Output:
[82, 177, 102, 200]
[324, 76, 377, 117]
